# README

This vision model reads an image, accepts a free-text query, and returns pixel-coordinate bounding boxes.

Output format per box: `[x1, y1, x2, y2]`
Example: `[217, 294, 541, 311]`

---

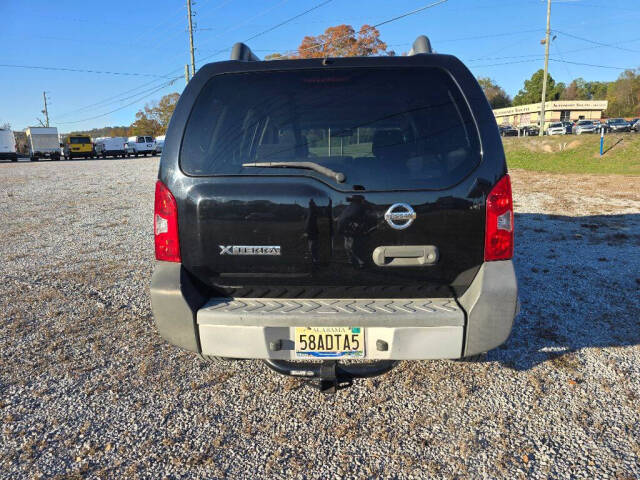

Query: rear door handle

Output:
[372, 245, 439, 267]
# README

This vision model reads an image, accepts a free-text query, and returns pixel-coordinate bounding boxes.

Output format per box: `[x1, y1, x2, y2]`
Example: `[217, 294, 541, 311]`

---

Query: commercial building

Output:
[493, 100, 608, 130]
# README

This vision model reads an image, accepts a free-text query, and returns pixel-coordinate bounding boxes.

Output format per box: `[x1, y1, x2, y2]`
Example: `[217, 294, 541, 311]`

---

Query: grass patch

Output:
[503, 133, 640, 174]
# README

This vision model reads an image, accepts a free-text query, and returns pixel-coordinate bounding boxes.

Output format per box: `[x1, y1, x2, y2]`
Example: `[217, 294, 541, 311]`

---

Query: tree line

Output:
[478, 68, 639, 117]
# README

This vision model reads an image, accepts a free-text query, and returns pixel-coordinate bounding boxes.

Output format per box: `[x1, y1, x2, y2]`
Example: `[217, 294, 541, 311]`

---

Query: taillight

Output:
[484, 174, 513, 261]
[154, 180, 181, 262]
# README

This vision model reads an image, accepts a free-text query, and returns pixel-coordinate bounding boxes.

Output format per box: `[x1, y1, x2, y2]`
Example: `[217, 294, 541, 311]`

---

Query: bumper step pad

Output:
[198, 297, 463, 327]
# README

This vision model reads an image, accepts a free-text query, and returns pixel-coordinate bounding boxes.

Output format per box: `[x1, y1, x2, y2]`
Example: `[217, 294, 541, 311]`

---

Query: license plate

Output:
[295, 326, 365, 358]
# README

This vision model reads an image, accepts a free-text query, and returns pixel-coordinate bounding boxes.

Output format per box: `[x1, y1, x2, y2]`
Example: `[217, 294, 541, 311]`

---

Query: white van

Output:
[125, 136, 156, 157]
[95, 137, 127, 158]
[154, 135, 165, 155]
[0, 128, 18, 162]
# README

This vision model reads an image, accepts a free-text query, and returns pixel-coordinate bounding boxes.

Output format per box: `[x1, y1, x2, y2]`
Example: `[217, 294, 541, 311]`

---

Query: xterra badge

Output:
[219, 245, 281, 256]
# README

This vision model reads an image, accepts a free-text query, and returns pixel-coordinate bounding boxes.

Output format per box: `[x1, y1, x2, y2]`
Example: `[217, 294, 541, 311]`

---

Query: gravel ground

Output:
[1, 157, 639, 479]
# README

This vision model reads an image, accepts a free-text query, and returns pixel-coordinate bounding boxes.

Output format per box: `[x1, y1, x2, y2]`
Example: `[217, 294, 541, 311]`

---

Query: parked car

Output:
[150, 36, 519, 392]
[575, 120, 597, 135]
[498, 125, 518, 137]
[546, 122, 567, 135]
[519, 125, 539, 136]
[125, 136, 156, 156]
[154, 135, 165, 155]
[63, 135, 94, 159]
[561, 121, 573, 134]
[604, 118, 631, 133]
[26, 127, 61, 161]
[629, 118, 640, 132]
[95, 137, 127, 158]
[0, 128, 18, 162]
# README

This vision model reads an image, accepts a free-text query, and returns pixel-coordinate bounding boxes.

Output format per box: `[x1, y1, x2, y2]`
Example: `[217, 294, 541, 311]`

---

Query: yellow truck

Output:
[63, 135, 94, 159]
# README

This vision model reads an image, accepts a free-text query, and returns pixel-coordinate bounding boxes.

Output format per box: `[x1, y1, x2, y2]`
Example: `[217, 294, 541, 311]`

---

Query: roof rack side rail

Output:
[230, 42, 261, 61]
[408, 35, 433, 55]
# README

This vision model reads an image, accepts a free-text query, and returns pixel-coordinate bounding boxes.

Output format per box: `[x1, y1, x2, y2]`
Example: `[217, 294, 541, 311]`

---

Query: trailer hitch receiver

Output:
[263, 359, 398, 393]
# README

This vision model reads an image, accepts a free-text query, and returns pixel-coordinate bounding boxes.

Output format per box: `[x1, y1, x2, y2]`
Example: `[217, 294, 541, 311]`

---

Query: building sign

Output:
[493, 100, 608, 117]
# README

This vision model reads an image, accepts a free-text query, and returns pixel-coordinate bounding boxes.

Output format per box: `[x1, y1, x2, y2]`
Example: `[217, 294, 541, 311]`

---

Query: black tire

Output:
[30, 156, 38, 162]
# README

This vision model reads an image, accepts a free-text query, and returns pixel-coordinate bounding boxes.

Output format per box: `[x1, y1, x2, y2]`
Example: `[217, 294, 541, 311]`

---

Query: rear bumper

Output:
[150, 260, 518, 360]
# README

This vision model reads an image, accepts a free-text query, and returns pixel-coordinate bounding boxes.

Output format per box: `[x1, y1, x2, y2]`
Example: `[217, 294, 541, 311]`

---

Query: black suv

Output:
[151, 37, 519, 391]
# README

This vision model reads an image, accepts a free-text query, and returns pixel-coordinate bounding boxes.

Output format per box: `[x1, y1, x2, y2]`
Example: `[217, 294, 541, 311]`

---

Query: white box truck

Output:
[0, 128, 18, 162]
[26, 127, 61, 161]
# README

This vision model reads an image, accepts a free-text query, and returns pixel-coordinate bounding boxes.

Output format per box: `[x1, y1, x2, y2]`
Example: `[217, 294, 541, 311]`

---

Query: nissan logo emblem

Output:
[384, 203, 417, 230]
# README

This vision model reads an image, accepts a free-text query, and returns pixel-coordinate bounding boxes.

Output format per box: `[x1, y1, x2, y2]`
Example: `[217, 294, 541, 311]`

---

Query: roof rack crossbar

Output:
[230, 42, 261, 61]
[408, 35, 433, 55]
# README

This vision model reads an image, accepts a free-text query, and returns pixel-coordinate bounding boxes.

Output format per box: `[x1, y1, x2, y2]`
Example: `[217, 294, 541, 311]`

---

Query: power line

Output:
[290, 0, 448, 57]
[56, 77, 182, 125]
[197, 0, 335, 63]
[194, 0, 291, 51]
[465, 33, 640, 63]
[553, 29, 640, 54]
[549, 58, 631, 71]
[53, 76, 182, 120]
[374, 0, 448, 29]
[53, 0, 333, 124]
[552, 39, 573, 79]
[471, 58, 543, 68]
[126, 3, 187, 50]
[0, 63, 174, 78]
[56, 79, 184, 122]
[469, 57, 633, 71]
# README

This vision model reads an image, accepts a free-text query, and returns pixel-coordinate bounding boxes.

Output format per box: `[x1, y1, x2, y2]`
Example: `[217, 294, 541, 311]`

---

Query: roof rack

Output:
[408, 35, 433, 55]
[230, 42, 261, 61]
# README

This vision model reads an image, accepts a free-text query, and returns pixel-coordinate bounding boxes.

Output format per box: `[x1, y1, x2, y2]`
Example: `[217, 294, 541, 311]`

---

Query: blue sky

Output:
[1, 0, 638, 132]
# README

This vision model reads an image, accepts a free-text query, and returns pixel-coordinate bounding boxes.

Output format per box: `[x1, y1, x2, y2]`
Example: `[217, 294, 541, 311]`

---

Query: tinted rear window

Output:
[70, 137, 91, 144]
[180, 68, 481, 190]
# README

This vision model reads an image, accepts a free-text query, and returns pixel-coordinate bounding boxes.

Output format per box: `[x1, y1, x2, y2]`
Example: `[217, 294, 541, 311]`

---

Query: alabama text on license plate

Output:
[294, 326, 365, 358]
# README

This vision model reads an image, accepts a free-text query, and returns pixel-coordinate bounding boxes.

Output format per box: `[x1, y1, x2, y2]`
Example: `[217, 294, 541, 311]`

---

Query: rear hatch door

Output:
[177, 67, 485, 297]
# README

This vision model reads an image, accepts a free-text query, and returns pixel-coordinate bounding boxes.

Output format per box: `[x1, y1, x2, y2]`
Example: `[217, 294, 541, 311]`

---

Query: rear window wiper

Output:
[242, 161, 346, 183]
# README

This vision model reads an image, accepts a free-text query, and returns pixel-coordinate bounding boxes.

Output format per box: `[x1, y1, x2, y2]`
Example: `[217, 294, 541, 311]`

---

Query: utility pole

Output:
[42, 91, 50, 127]
[187, 0, 196, 78]
[539, 0, 551, 136]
